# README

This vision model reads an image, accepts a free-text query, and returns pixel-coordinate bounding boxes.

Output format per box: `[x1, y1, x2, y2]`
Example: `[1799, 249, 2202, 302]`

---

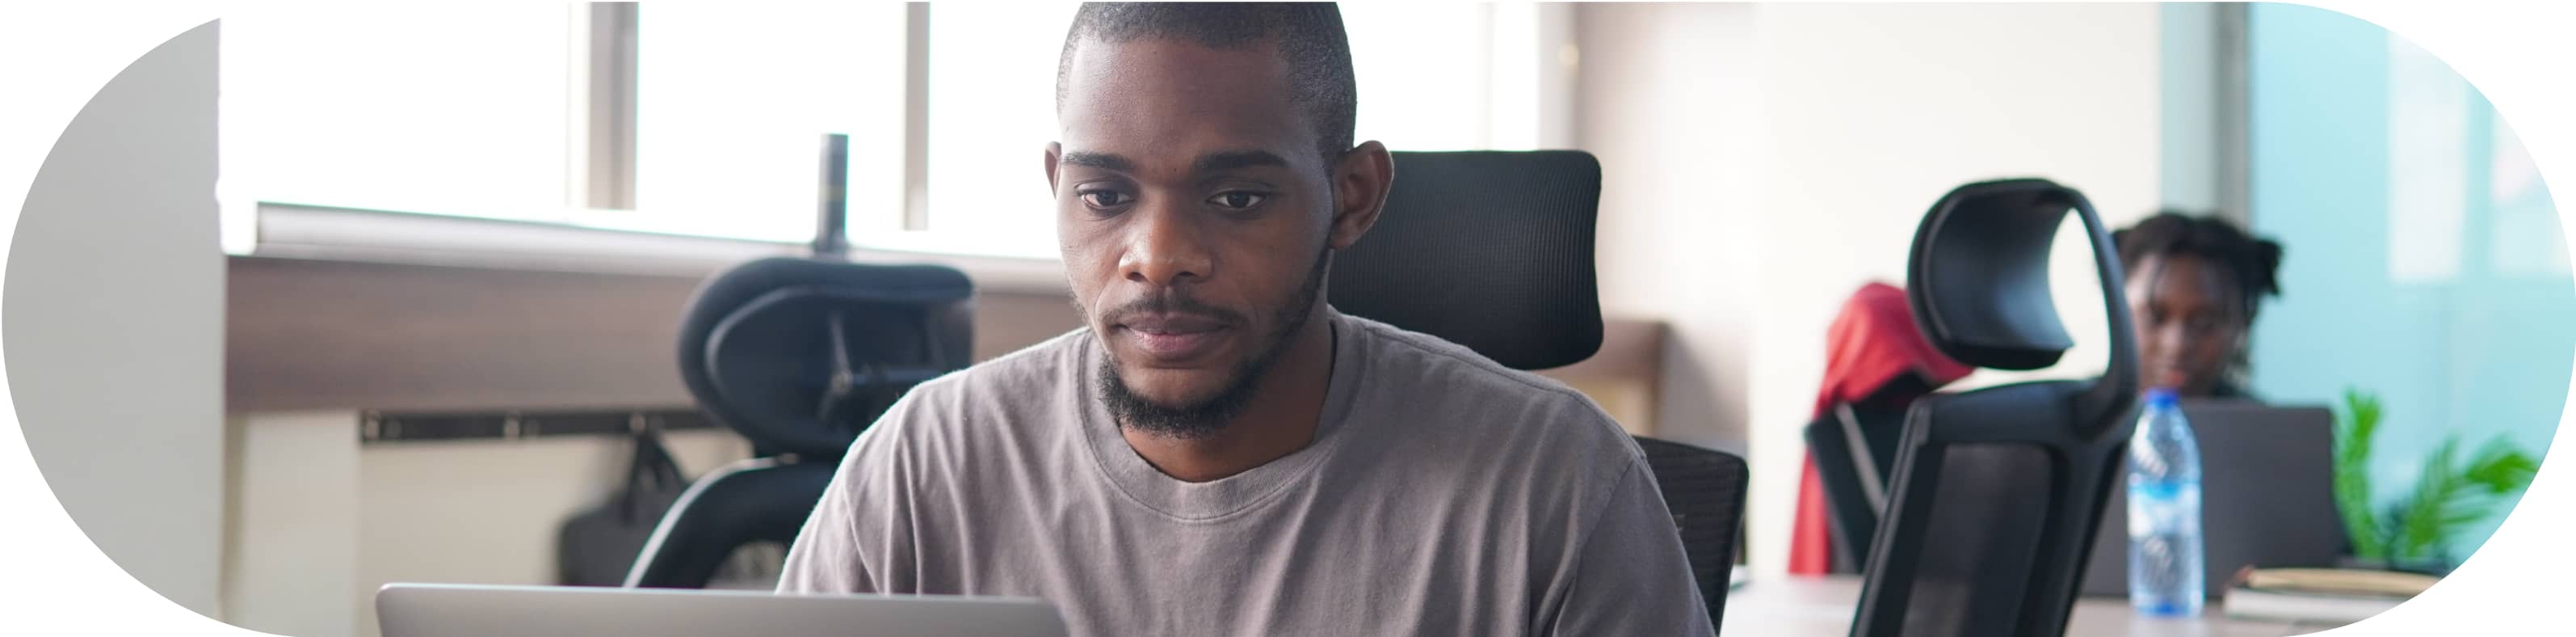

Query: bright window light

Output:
[1343, 2, 1505, 151]
[217, 4, 578, 219]
[918, 2, 1086, 260]
[632, 2, 908, 244]
[216, 4, 1554, 265]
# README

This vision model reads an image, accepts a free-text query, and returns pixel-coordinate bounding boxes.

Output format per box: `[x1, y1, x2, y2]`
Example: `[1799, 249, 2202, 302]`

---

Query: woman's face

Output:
[2124, 253, 2246, 396]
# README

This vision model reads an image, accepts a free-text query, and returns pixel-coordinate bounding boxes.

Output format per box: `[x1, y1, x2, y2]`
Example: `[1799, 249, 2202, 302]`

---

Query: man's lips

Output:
[1123, 313, 1224, 335]
[1116, 314, 1228, 361]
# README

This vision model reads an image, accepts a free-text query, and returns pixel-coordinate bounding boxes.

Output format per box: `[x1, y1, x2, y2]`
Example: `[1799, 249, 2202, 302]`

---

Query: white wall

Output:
[224, 412, 359, 636]
[223, 412, 751, 637]
[1579, 3, 1765, 453]
[354, 427, 750, 637]
[1574, 2, 2164, 574]
[3, 21, 225, 617]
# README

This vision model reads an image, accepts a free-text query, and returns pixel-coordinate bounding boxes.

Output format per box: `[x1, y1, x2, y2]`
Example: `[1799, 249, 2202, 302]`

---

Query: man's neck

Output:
[1120, 310, 1337, 483]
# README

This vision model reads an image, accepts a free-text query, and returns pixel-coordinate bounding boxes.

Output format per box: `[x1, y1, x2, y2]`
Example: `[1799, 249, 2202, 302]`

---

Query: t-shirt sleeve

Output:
[1544, 461, 1717, 636]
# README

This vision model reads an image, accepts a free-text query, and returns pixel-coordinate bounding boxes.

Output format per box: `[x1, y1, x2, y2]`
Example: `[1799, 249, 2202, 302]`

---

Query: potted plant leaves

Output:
[2331, 388, 2540, 575]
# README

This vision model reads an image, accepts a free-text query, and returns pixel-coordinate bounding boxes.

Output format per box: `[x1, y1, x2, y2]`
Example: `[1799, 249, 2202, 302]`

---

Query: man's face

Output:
[1048, 37, 1340, 428]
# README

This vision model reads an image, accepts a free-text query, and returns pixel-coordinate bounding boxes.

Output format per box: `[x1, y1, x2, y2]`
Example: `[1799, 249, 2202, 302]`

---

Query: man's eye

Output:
[1208, 192, 1267, 210]
[1080, 190, 1131, 209]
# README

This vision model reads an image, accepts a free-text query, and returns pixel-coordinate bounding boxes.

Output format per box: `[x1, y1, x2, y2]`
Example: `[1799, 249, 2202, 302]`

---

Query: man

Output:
[778, 4, 1712, 635]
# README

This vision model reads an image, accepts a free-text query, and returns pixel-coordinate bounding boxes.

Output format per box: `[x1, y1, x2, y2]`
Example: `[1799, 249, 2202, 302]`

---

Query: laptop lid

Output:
[377, 583, 1069, 637]
[2079, 402, 2348, 597]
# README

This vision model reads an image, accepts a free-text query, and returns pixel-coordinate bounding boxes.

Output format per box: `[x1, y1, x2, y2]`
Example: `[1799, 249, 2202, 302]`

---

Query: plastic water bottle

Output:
[2127, 387, 2204, 618]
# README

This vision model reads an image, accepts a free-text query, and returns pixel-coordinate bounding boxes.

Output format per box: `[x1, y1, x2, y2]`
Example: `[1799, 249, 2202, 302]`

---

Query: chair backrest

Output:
[674, 256, 977, 459]
[1636, 437, 1750, 631]
[1804, 371, 1944, 573]
[642, 256, 976, 590]
[1849, 179, 2140, 637]
[642, 135, 982, 590]
[1326, 150, 1604, 369]
[1800, 392, 1912, 573]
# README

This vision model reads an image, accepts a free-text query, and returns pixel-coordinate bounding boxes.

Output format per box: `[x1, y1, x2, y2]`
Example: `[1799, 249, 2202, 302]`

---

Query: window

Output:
[2243, 2, 2564, 563]
[217, 4, 579, 222]
[1345, 2, 1521, 151]
[217, 3, 1564, 264]
[918, 2, 1085, 259]
[631, 2, 907, 243]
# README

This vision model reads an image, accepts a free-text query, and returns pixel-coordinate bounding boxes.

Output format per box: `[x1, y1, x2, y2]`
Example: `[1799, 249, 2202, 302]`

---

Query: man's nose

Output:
[1118, 200, 1213, 287]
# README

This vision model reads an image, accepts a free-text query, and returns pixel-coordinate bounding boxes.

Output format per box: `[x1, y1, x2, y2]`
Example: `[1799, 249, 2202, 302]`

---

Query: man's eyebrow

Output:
[1058, 152, 1134, 171]
[1194, 150, 1290, 174]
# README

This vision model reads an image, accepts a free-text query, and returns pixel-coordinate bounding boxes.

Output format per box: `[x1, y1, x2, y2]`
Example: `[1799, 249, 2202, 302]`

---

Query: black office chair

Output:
[1635, 437, 1752, 630]
[1326, 150, 1603, 369]
[1847, 179, 2141, 637]
[1801, 373, 1935, 574]
[1329, 150, 1747, 632]
[626, 258, 977, 588]
[624, 256, 977, 588]
[624, 133, 978, 588]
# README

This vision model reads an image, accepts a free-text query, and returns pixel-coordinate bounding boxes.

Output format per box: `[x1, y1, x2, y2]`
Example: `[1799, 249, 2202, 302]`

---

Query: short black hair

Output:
[2112, 211, 2285, 323]
[1055, 2, 1358, 162]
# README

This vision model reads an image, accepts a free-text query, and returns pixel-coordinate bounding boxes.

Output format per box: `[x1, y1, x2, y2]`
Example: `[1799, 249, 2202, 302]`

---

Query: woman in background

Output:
[2112, 211, 2286, 399]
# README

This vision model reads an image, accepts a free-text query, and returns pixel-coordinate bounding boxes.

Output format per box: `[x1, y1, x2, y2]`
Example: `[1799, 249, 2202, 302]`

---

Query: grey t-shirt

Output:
[777, 310, 1712, 636]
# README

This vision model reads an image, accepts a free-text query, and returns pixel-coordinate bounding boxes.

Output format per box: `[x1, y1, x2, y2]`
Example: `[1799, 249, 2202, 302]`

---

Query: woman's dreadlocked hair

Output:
[2112, 210, 2285, 323]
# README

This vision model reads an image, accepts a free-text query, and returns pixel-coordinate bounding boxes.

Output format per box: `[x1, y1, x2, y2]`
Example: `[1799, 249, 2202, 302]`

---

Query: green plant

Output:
[2332, 388, 2540, 570]
[2330, 389, 2385, 559]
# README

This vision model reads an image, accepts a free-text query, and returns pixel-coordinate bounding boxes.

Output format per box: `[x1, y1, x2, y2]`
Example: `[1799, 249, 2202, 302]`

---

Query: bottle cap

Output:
[2144, 387, 2180, 409]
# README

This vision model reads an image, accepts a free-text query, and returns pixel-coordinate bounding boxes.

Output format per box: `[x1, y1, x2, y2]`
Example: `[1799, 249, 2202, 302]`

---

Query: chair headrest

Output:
[1326, 150, 1605, 370]
[677, 257, 976, 458]
[1906, 179, 2135, 385]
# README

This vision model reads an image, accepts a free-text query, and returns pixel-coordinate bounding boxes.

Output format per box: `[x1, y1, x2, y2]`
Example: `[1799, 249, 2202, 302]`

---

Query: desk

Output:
[1719, 576, 2347, 637]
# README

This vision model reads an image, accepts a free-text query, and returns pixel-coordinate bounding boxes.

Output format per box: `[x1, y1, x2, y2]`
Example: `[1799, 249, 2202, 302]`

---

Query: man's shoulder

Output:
[855, 327, 1089, 452]
[1347, 314, 1578, 399]
[1338, 313, 1656, 541]
[1342, 314, 1643, 464]
[902, 327, 1089, 407]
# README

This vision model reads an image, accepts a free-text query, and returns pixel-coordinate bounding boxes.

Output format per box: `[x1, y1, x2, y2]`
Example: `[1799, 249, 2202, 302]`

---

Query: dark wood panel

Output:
[226, 256, 1658, 416]
[1537, 317, 1665, 385]
[225, 256, 1082, 413]
[227, 257, 696, 412]
[358, 408, 721, 445]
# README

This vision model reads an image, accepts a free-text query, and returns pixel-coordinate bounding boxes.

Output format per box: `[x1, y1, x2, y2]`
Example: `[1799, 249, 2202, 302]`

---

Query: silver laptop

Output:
[2079, 402, 2349, 597]
[378, 583, 1069, 637]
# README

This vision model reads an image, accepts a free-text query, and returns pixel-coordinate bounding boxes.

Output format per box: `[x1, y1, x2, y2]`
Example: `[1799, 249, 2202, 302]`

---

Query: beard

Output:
[1095, 247, 1332, 440]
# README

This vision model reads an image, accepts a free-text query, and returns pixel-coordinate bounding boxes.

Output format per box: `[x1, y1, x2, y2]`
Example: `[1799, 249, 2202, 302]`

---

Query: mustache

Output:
[1102, 292, 1249, 327]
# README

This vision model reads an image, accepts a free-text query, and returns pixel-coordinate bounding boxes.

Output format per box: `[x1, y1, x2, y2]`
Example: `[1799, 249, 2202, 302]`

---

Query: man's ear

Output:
[1327, 140, 1393, 250]
[1044, 141, 1063, 192]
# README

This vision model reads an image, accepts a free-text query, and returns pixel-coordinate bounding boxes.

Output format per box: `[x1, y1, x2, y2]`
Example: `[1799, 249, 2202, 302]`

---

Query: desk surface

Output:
[1719, 576, 2348, 637]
